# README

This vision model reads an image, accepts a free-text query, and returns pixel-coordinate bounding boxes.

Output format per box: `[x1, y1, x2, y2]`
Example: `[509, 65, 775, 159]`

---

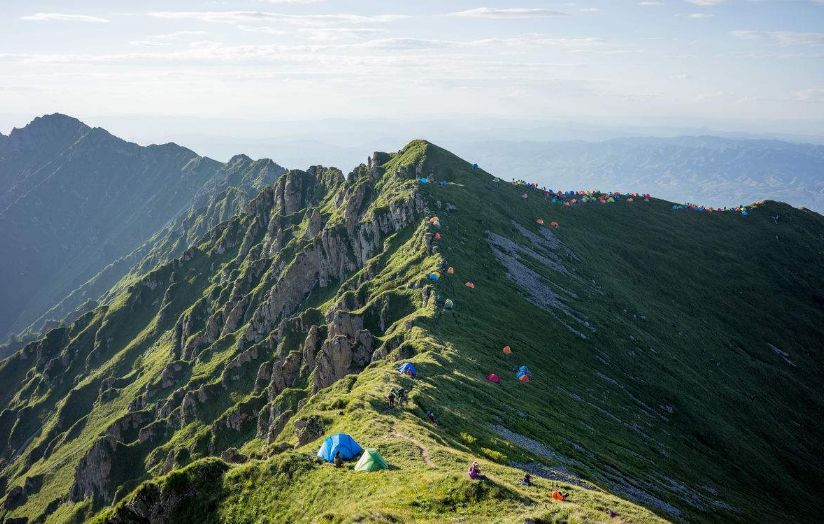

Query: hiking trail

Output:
[393, 426, 435, 468]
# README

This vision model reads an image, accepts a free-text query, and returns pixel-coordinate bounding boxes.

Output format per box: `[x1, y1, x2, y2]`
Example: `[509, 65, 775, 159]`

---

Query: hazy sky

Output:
[2, 0, 824, 142]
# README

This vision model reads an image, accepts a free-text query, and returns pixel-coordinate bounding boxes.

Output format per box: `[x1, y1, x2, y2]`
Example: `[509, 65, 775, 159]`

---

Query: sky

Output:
[2, 0, 824, 156]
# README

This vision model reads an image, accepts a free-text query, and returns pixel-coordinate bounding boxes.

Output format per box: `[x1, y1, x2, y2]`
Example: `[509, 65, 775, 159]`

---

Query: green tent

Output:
[354, 448, 388, 472]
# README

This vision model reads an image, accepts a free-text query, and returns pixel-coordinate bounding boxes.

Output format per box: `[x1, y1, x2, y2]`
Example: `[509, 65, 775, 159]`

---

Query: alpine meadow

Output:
[1, 1, 824, 524]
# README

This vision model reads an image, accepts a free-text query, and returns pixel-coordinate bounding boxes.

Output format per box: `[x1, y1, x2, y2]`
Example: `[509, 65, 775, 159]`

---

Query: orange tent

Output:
[447, 267, 454, 274]
[465, 282, 475, 289]
[518, 374, 530, 383]
[551, 490, 566, 501]
[502, 345, 512, 354]
[429, 217, 439, 224]
[550, 221, 560, 228]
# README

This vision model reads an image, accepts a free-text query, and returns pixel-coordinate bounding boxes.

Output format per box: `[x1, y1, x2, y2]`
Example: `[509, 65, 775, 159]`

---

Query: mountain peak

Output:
[8, 113, 90, 145]
[228, 153, 253, 165]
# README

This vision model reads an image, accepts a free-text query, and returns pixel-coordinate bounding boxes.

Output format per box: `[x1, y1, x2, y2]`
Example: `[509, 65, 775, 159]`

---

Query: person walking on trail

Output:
[427, 411, 438, 425]
[333, 451, 343, 468]
[468, 461, 487, 480]
[397, 387, 408, 408]
[387, 390, 396, 410]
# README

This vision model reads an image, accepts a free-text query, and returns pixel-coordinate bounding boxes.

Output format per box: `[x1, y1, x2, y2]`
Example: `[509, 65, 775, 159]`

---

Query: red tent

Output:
[465, 282, 475, 289]
[518, 374, 531, 383]
[485, 373, 501, 384]
[434, 233, 442, 240]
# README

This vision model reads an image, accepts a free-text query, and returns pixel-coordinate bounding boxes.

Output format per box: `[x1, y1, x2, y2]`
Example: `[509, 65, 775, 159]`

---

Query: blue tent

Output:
[419, 177, 429, 184]
[472, 163, 478, 169]
[741, 210, 749, 216]
[398, 363, 418, 377]
[428, 273, 440, 282]
[317, 433, 363, 462]
[518, 365, 531, 375]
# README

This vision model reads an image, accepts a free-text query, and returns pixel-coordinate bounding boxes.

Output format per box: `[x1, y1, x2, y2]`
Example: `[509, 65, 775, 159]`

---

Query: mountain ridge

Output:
[0, 114, 286, 351]
[1, 138, 822, 523]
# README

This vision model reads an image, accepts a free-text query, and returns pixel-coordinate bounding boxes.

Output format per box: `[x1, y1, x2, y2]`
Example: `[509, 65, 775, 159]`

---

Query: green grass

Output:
[2, 140, 823, 524]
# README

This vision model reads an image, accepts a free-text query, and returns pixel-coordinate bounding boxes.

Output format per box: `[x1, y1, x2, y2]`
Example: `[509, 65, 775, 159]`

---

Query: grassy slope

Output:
[4, 141, 823, 524]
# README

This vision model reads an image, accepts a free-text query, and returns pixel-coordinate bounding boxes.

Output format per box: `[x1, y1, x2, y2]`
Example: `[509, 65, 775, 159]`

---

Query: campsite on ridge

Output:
[1, 134, 822, 523]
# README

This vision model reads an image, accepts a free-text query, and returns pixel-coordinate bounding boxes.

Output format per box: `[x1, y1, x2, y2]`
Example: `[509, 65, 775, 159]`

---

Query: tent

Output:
[502, 345, 512, 354]
[444, 298, 454, 310]
[517, 372, 531, 383]
[447, 267, 455, 274]
[521, 192, 529, 199]
[536, 218, 544, 225]
[465, 282, 475, 289]
[485, 373, 501, 384]
[518, 365, 531, 375]
[429, 216, 439, 224]
[550, 221, 559, 228]
[428, 273, 440, 282]
[317, 433, 363, 462]
[354, 448, 388, 472]
[398, 363, 417, 377]
[434, 233, 442, 240]
[419, 178, 429, 184]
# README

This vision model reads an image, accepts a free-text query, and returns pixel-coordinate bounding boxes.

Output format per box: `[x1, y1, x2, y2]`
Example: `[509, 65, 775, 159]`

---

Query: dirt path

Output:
[393, 426, 436, 468]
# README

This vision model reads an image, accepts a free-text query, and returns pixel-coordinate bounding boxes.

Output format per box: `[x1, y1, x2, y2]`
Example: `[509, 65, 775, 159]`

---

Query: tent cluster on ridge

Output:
[317, 433, 389, 472]
[671, 202, 759, 215]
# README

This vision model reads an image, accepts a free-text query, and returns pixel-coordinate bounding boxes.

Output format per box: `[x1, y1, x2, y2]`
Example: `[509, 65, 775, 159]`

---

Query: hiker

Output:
[518, 472, 532, 486]
[427, 411, 437, 425]
[397, 387, 407, 408]
[468, 461, 486, 480]
[333, 451, 343, 468]
[387, 390, 396, 409]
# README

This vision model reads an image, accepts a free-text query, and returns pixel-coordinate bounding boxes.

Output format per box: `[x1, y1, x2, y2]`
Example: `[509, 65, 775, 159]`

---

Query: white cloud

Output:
[686, 0, 725, 5]
[450, 8, 567, 19]
[796, 88, 824, 102]
[638, 1, 664, 5]
[147, 11, 407, 26]
[20, 12, 109, 23]
[731, 30, 824, 46]
[130, 31, 208, 47]
[688, 13, 714, 18]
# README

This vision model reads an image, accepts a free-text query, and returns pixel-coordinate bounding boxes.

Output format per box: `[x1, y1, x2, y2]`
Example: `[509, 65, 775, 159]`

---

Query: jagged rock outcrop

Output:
[312, 311, 373, 392]
[294, 416, 325, 446]
[69, 436, 119, 503]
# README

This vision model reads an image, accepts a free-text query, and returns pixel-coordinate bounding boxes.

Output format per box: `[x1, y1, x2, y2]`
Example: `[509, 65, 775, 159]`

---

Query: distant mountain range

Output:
[0, 114, 285, 348]
[450, 136, 824, 212]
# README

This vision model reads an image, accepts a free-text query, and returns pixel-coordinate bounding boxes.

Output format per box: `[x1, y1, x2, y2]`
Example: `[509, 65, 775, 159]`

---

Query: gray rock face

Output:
[294, 416, 325, 446]
[69, 436, 118, 502]
[312, 312, 373, 392]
